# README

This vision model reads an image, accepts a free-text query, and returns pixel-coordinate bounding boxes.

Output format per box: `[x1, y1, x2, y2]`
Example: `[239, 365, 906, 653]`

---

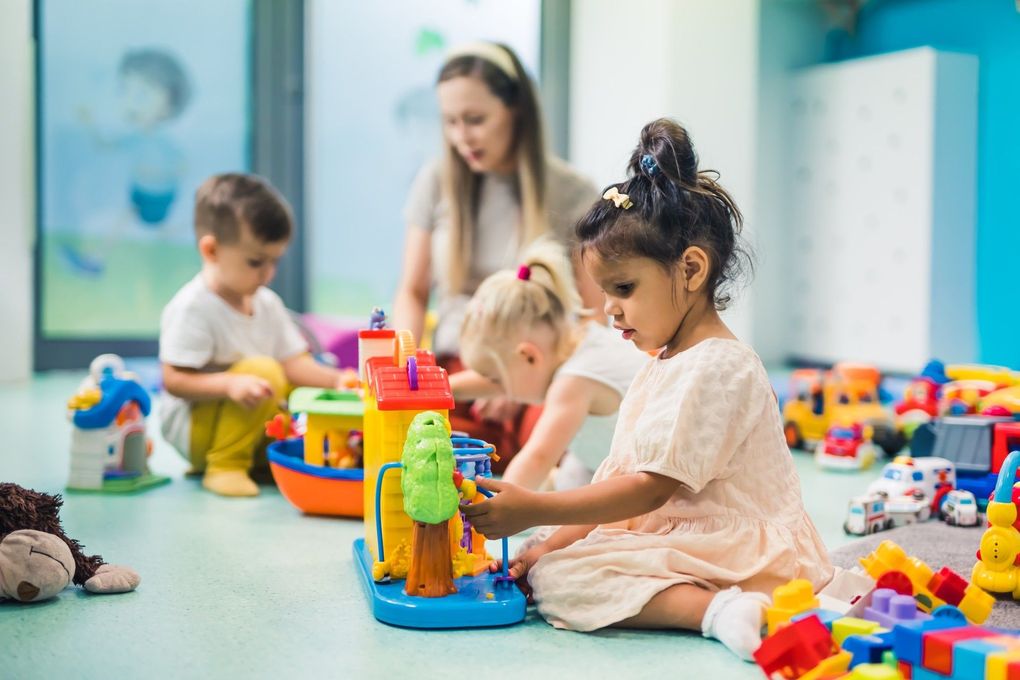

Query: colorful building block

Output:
[866, 589, 932, 628]
[878, 570, 916, 597]
[954, 638, 1017, 680]
[958, 584, 996, 625]
[922, 626, 999, 675]
[753, 614, 836, 679]
[860, 541, 947, 613]
[911, 667, 950, 680]
[801, 651, 852, 680]
[792, 608, 844, 630]
[834, 617, 885, 646]
[893, 617, 969, 666]
[987, 649, 1020, 680]
[767, 578, 821, 635]
[844, 632, 895, 668]
[929, 567, 968, 607]
[848, 663, 905, 680]
[931, 605, 967, 623]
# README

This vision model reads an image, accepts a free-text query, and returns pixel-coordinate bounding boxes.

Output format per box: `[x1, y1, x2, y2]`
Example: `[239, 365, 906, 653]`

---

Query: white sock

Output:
[701, 586, 770, 661]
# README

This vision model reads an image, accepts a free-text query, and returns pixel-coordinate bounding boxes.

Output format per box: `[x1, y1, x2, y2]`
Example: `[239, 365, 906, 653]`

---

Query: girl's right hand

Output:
[227, 374, 274, 409]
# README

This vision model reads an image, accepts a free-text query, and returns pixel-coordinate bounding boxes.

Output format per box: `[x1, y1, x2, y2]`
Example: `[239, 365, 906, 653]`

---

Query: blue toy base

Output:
[353, 538, 526, 629]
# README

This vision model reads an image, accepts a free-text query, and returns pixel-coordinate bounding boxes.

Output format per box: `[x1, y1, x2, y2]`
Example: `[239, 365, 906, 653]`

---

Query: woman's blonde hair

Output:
[460, 239, 584, 373]
[438, 43, 549, 294]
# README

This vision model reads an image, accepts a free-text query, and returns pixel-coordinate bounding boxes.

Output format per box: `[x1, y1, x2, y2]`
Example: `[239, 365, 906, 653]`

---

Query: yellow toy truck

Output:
[783, 363, 905, 456]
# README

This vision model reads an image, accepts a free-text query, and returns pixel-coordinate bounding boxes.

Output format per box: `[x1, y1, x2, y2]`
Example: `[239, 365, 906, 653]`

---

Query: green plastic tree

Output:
[401, 411, 458, 597]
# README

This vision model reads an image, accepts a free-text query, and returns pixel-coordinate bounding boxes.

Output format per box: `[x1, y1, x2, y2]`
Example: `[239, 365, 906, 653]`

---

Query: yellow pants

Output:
[188, 357, 291, 473]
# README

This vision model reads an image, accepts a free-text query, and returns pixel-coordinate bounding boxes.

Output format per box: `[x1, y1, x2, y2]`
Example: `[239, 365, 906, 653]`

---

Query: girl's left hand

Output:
[462, 477, 539, 539]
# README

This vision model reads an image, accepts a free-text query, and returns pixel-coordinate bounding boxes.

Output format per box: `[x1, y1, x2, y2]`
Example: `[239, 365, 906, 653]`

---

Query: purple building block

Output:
[865, 588, 932, 628]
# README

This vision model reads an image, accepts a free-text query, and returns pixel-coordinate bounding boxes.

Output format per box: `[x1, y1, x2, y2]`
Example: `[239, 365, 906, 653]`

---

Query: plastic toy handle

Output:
[476, 485, 510, 579]
[407, 356, 418, 391]
[994, 450, 1020, 504]
[375, 462, 403, 563]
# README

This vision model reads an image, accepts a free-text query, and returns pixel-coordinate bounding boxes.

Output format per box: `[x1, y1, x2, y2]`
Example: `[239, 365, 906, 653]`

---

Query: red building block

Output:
[753, 615, 836, 679]
[898, 660, 913, 678]
[922, 627, 999, 675]
[928, 567, 968, 607]
[877, 570, 914, 596]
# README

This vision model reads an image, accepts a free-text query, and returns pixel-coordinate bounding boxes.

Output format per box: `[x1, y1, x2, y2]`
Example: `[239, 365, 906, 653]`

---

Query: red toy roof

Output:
[367, 350, 454, 411]
[358, 329, 396, 340]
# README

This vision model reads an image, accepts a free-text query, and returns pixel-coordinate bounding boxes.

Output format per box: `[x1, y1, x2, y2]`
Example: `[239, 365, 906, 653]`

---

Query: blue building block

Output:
[931, 605, 967, 623]
[911, 667, 952, 680]
[792, 608, 843, 630]
[844, 631, 895, 668]
[953, 638, 1013, 680]
[893, 617, 968, 666]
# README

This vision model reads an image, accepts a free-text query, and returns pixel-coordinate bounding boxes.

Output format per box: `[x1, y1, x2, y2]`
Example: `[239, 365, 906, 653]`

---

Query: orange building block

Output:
[922, 627, 999, 675]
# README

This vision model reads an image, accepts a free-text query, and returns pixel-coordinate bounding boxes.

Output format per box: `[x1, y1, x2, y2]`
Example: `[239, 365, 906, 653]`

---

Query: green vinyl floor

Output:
[0, 369, 881, 680]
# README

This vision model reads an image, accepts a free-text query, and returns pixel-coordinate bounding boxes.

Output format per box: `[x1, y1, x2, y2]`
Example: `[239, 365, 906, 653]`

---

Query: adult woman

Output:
[394, 41, 599, 467]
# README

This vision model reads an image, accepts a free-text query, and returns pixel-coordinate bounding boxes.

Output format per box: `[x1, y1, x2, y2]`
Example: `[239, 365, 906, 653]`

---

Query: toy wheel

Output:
[909, 422, 937, 457]
[876, 570, 913, 596]
[394, 329, 416, 368]
[784, 422, 804, 450]
[872, 424, 907, 456]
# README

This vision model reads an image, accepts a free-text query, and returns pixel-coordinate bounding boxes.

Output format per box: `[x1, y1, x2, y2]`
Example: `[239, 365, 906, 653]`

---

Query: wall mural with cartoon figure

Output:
[39, 0, 250, 338]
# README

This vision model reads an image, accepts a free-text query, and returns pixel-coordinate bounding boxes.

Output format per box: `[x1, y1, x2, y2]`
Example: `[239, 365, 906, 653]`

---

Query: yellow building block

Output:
[959, 583, 996, 624]
[766, 579, 819, 634]
[987, 648, 1020, 680]
[859, 540, 946, 613]
[801, 651, 851, 680]
[832, 617, 883, 646]
[848, 663, 904, 680]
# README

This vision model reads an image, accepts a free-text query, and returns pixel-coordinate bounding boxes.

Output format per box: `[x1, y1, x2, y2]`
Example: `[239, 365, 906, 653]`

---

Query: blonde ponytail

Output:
[460, 239, 583, 362]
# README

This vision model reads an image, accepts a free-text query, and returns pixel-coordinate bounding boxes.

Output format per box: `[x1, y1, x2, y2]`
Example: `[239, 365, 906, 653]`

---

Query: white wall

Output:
[0, 0, 34, 382]
[570, 0, 835, 363]
[784, 49, 978, 372]
[753, 2, 829, 363]
[569, 0, 760, 344]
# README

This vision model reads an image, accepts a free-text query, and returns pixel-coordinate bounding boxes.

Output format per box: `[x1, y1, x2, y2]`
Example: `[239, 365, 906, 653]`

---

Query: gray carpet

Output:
[828, 521, 1020, 629]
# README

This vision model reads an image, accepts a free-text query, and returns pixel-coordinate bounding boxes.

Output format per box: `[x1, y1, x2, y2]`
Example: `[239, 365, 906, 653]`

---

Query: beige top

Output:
[527, 338, 833, 632]
[554, 322, 649, 471]
[404, 155, 598, 355]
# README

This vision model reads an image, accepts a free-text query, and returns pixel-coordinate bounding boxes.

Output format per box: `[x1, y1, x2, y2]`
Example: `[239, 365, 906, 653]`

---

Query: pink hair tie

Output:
[517, 265, 531, 281]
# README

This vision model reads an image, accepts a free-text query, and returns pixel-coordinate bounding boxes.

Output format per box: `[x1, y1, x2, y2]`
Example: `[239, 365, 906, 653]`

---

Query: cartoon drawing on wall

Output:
[38, 0, 250, 339]
[64, 48, 191, 277]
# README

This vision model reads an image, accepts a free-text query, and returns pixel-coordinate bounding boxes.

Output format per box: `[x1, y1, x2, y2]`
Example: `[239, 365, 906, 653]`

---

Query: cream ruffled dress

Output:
[528, 338, 833, 631]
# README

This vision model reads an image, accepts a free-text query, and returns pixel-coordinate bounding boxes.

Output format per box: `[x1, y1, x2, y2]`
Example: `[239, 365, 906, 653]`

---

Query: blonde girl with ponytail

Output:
[452, 238, 647, 490]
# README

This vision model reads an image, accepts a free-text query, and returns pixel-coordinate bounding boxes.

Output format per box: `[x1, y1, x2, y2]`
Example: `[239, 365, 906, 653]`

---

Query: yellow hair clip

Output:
[603, 187, 633, 210]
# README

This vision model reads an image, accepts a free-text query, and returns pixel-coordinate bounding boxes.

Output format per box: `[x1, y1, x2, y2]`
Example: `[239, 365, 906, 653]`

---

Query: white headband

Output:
[445, 42, 519, 82]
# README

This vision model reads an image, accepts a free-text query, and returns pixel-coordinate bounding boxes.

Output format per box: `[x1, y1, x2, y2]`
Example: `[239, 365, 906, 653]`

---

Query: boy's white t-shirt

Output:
[158, 274, 308, 454]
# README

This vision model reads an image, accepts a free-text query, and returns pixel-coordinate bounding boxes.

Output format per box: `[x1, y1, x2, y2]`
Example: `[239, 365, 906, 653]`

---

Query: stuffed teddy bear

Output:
[0, 483, 140, 602]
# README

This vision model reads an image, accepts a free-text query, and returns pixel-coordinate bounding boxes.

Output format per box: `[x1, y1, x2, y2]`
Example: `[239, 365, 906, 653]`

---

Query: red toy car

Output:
[816, 423, 878, 470]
